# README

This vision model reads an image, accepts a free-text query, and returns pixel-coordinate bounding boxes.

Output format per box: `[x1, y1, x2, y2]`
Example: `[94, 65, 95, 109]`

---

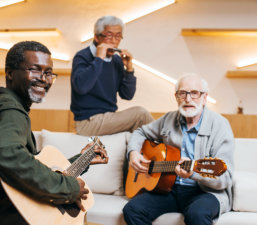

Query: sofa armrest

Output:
[233, 171, 257, 212]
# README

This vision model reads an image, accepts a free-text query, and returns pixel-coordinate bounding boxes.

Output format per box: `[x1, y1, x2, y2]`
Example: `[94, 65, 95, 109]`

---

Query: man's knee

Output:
[132, 106, 154, 123]
[184, 207, 213, 225]
[123, 201, 138, 217]
[123, 201, 145, 218]
[123, 202, 137, 223]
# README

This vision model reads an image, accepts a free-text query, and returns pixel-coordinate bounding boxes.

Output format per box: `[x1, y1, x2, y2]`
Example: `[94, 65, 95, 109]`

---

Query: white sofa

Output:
[33, 129, 257, 225]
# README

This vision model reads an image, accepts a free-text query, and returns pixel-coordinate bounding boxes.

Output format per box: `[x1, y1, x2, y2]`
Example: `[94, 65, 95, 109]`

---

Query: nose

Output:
[185, 92, 192, 102]
[39, 73, 47, 81]
[35, 72, 48, 83]
[110, 36, 118, 44]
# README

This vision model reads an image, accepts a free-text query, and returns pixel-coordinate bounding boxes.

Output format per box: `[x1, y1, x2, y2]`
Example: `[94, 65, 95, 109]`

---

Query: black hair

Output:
[5, 41, 51, 71]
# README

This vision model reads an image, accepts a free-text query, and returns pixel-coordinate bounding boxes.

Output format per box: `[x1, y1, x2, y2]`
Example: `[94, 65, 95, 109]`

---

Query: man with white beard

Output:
[123, 74, 235, 225]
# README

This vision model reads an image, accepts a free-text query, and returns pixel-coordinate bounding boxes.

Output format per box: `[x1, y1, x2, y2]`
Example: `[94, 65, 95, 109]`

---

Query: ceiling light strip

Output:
[0, 43, 70, 62]
[123, 0, 176, 24]
[132, 59, 216, 104]
[81, 0, 176, 43]
[0, 28, 60, 37]
[132, 59, 176, 84]
[237, 58, 257, 68]
[0, 0, 24, 8]
[51, 52, 70, 62]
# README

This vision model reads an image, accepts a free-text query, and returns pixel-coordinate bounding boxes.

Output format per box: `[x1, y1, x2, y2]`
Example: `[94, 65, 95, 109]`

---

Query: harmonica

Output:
[107, 48, 121, 53]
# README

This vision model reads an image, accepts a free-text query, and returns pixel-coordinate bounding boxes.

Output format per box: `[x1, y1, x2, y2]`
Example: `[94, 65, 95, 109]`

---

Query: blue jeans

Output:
[123, 184, 220, 225]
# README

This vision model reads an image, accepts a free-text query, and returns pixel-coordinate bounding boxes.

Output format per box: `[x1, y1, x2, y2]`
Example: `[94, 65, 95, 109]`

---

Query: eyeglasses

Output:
[99, 32, 123, 40]
[176, 90, 205, 99]
[22, 68, 58, 83]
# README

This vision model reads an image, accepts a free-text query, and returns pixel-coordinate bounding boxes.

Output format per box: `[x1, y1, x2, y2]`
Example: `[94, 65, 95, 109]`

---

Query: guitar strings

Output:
[151, 161, 192, 173]
[67, 143, 96, 173]
[66, 140, 103, 177]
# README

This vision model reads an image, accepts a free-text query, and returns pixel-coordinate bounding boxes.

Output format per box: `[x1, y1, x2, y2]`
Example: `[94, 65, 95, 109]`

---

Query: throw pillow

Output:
[40, 129, 129, 195]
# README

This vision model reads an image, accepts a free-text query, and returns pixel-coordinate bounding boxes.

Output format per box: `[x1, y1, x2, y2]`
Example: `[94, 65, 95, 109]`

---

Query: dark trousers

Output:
[123, 184, 220, 225]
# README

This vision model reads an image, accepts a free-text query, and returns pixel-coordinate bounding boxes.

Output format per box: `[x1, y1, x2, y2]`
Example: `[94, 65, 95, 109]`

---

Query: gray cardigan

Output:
[127, 107, 234, 215]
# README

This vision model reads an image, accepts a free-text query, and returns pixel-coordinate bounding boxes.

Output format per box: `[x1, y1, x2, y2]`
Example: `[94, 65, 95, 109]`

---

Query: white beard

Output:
[179, 98, 204, 118]
[28, 87, 46, 103]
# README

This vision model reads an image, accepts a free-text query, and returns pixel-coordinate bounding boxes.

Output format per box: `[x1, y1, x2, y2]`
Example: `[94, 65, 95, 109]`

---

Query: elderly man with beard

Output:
[123, 74, 234, 225]
[0, 41, 107, 225]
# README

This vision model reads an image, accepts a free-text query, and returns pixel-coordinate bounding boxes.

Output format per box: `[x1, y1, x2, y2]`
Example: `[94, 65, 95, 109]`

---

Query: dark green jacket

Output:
[0, 87, 80, 222]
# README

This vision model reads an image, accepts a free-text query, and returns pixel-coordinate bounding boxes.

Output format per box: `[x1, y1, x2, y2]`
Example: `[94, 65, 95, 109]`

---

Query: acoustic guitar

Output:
[125, 140, 227, 199]
[1, 137, 106, 225]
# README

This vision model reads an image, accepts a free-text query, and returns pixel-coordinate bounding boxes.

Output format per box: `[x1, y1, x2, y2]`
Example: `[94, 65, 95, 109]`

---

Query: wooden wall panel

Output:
[68, 110, 76, 133]
[29, 109, 257, 138]
[30, 109, 70, 132]
[223, 114, 257, 138]
[151, 112, 165, 120]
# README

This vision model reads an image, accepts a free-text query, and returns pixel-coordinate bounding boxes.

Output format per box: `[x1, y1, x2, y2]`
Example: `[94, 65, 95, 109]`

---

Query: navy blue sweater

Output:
[70, 47, 137, 121]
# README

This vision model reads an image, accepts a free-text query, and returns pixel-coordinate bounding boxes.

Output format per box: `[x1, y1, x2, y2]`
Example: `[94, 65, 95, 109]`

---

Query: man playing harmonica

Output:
[71, 15, 153, 136]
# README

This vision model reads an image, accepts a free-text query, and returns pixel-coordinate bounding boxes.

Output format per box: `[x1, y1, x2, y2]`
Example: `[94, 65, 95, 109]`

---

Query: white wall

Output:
[0, 0, 256, 114]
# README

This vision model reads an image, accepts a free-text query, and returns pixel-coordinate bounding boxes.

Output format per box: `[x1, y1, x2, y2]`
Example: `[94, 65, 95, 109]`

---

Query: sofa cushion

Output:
[87, 194, 128, 225]
[32, 131, 42, 152]
[40, 129, 130, 195]
[87, 194, 185, 225]
[216, 211, 257, 225]
[233, 171, 257, 213]
[234, 138, 257, 173]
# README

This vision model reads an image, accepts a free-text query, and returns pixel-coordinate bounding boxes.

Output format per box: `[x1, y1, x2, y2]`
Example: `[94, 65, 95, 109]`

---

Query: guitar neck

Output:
[150, 160, 193, 173]
[65, 145, 97, 177]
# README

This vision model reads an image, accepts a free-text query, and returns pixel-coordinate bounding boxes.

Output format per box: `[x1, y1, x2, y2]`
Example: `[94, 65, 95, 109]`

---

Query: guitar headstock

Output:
[193, 158, 227, 178]
[86, 137, 108, 165]
[90, 136, 105, 150]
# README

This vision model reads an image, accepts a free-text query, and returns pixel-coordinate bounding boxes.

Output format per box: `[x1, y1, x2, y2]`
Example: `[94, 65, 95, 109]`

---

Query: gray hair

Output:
[175, 73, 209, 92]
[94, 15, 124, 35]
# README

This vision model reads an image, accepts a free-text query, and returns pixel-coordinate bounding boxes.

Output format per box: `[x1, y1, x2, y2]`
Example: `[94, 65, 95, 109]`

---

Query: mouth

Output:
[31, 85, 46, 92]
[30, 84, 47, 95]
[183, 105, 196, 110]
[28, 81, 50, 103]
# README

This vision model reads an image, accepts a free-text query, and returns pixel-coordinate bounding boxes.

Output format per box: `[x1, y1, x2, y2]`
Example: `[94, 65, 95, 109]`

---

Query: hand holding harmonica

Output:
[107, 48, 133, 72]
[119, 49, 134, 72]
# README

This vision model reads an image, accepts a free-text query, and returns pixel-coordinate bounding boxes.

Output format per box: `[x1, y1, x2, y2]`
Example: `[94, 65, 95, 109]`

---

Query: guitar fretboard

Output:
[150, 160, 192, 173]
[65, 143, 97, 177]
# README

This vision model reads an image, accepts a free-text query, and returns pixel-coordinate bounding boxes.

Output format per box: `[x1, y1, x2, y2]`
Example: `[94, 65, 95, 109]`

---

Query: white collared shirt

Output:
[89, 43, 112, 62]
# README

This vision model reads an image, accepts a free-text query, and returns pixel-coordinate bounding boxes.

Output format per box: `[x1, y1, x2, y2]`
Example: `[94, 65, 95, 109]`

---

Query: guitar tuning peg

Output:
[88, 137, 94, 142]
[209, 175, 216, 179]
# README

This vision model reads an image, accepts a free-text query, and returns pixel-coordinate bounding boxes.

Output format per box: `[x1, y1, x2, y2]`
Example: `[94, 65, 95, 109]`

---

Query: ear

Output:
[94, 34, 100, 46]
[5, 68, 14, 81]
[203, 93, 208, 105]
[174, 92, 178, 100]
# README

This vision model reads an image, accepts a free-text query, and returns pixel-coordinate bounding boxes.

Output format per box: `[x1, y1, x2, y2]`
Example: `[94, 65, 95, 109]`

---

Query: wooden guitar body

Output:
[125, 140, 227, 199]
[1, 145, 94, 225]
[125, 140, 180, 199]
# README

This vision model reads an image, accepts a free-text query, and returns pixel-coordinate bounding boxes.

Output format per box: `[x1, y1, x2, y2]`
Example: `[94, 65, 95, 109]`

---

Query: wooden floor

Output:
[87, 222, 102, 225]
